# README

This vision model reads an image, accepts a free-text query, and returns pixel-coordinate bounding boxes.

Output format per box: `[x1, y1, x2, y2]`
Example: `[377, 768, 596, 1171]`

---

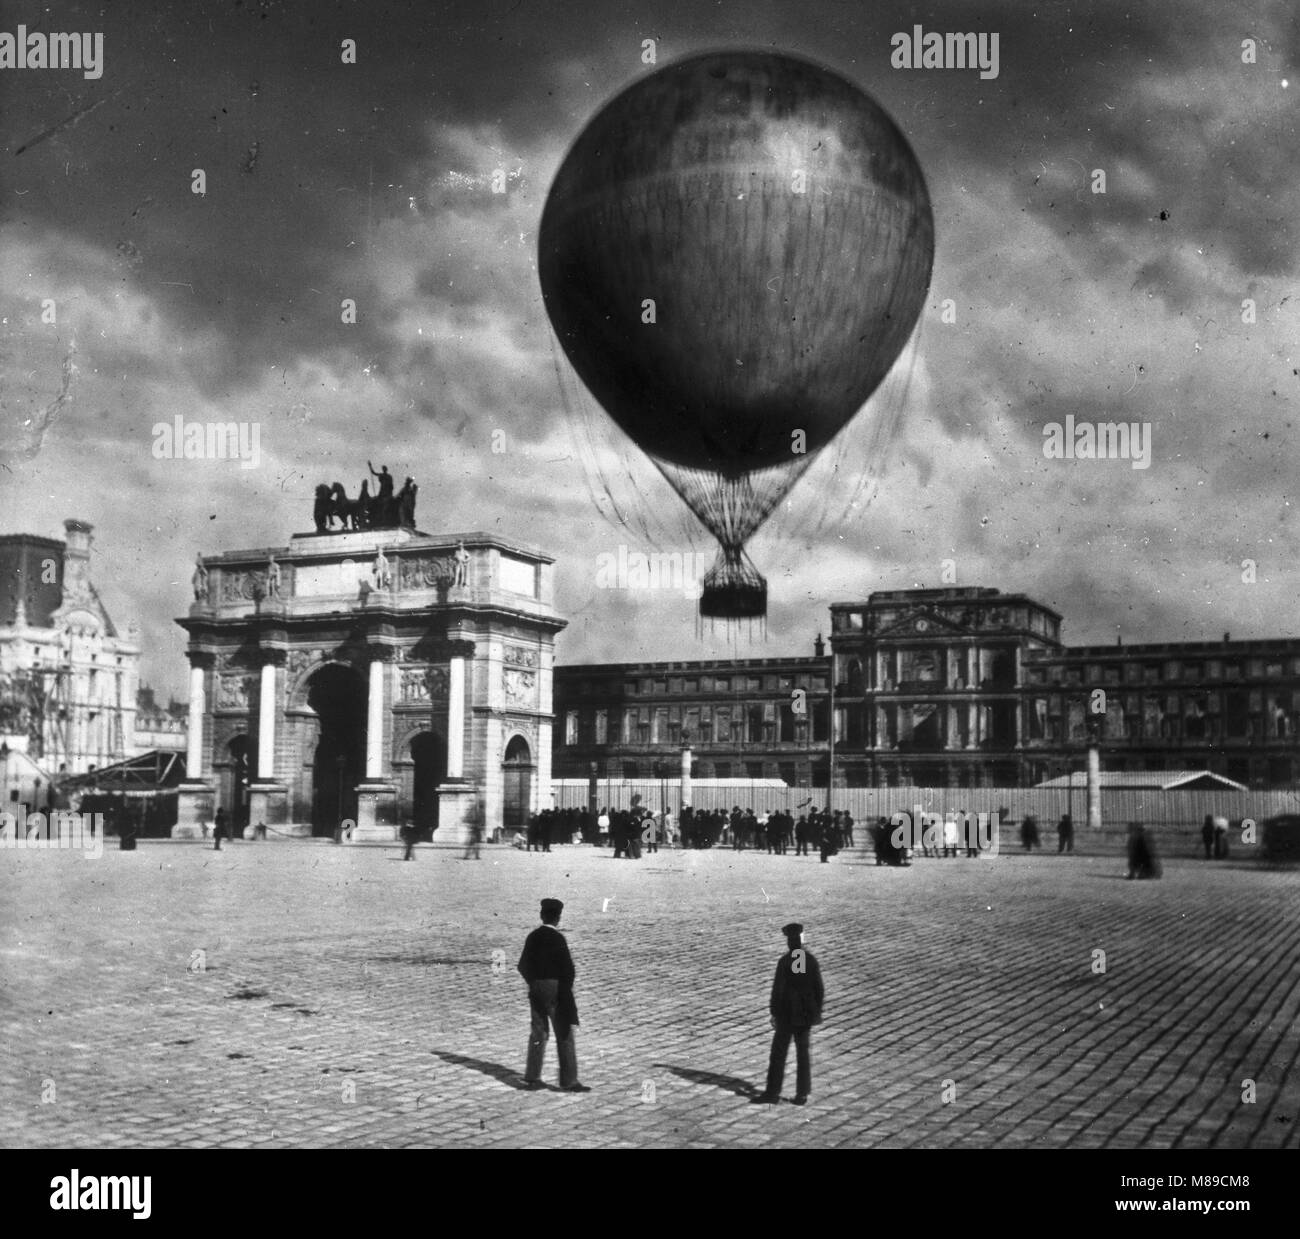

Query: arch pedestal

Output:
[351, 782, 399, 842]
[174, 783, 214, 838]
[435, 782, 481, 847]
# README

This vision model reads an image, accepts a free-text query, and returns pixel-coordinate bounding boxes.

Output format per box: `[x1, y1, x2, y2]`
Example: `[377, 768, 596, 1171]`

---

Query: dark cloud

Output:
[1, 0, 1298, 694]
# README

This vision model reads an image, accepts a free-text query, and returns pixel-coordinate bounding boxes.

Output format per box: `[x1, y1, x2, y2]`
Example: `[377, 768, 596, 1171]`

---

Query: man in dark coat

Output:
[517, 899, 589, 1092]
[752, 922, 825, 1106]
[213, 807, 229, 851]
[1057, 813, 1074, 854]
[1125, 822, 1162, 880]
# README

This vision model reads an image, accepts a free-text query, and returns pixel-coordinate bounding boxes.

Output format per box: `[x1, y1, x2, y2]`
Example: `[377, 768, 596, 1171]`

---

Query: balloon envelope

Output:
[539, 50, 934, 478]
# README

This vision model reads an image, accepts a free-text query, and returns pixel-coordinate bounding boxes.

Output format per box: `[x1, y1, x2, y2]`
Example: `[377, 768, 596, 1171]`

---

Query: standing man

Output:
[517, 899, 589, 1092]
[1057, 812, 1075, 854]
[753, 922, 824, 1106]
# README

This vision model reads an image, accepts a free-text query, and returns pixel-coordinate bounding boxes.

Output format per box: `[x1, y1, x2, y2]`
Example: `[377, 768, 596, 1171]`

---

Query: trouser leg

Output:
[765, 1024, 793, 1097]
[525, 981, 556, 1081]
[556, 1024, 578, 1088]
[794, 1026, 812, 1097]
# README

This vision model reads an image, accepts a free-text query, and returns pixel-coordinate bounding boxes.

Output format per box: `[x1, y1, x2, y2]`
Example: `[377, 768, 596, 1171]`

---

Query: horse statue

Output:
[313, 469, 413, 532]
[328, 482, 369, 531]
[313, 484, 334, 533]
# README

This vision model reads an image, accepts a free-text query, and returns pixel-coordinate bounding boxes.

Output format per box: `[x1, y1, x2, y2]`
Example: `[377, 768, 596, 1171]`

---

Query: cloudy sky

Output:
[1, 0, 1296, 699]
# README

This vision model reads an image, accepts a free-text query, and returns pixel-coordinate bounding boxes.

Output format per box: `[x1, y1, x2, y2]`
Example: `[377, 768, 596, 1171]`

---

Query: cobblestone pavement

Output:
[2, 839, 1297, 1149]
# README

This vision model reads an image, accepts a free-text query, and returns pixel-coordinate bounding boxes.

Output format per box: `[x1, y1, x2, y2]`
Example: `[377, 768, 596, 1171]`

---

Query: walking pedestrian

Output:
[1125, 822, 1162, 880]
[1212, 815, 1229, 859]
[1201, 814, 1215, 860]
[752, 922, 824, 1106]
[517, 899, 589, 1092]
[462, 810, 482, 860]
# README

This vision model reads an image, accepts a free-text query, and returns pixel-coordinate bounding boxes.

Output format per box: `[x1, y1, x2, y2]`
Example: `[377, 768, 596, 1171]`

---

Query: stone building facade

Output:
[0, 520, 142, 778]
[555, 586, 1300, 790]
[175, 526, 564, 842]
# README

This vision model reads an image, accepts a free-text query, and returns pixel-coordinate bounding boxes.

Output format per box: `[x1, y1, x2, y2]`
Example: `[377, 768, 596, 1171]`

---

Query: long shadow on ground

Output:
[431, 1049, 537, 1090]
[652, 1063, 760, 1099]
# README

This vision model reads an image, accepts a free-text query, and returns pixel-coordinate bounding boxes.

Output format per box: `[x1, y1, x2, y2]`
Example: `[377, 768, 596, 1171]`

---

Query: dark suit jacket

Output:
[770, 949, 825, 1028]
[518, 924, 579, 1026]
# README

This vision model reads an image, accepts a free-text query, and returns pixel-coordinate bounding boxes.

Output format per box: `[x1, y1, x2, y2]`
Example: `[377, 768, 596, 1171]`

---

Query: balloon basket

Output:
[699, 553, 767, 621]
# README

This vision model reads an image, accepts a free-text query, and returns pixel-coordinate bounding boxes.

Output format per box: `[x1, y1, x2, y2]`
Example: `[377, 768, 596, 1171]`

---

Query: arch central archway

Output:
[227, 735, 250, 832]
[502, 734, 533, 829]
[307, 664, 367, 836]
[409, 730, 446, 840]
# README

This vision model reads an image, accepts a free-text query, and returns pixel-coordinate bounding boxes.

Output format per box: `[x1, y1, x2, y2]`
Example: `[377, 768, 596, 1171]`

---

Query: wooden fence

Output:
[551, 779, 1300, 836]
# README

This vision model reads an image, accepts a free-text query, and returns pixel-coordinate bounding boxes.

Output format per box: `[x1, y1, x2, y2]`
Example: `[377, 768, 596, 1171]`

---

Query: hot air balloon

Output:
[538, 50, 934, 622]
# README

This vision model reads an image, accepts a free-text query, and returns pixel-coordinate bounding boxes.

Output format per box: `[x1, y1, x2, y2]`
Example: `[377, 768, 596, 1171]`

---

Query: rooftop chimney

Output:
[1223, 632, 1230, 644]
[813, 633, 826, 658]
[61, 519, 94, 603]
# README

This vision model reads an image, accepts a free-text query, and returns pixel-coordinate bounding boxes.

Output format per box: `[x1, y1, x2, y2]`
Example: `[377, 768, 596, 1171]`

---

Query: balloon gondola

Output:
[538, 50, 934, 625]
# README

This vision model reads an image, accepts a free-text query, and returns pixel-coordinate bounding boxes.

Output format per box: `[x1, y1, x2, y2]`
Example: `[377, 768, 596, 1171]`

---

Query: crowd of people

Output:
[517, 804, 1230, 878]
[519, 803, 855, 862]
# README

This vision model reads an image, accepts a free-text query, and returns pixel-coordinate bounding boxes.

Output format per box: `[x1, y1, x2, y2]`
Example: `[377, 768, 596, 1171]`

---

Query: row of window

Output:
[563, 672, 829, 697]
[563, 701, 831, 746]
[1025, 657, 1300, 686]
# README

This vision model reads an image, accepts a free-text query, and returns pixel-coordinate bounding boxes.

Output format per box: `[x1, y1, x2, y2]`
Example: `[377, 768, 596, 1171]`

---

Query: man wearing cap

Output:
[752, 922, 825, 1106]
[517, 898, 589, 1092]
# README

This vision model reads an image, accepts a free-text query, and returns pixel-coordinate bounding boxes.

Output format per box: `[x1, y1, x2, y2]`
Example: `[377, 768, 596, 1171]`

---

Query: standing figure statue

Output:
[192, 554, 209, 602]
[373, 546, 392, 591]
[397, 477, 418, 529]
[368, 461, 395, 526]
[266, 555, 282, 599]
[452, 540, 470, 589]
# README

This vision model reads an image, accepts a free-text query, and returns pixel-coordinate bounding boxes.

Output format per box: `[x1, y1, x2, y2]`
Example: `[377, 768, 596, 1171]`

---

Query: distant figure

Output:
[213, 807, 229, 851]
[1125, 822, 1162, 880]
[401, 823, 417, 861]
[752, 922, 824, 1106]
[373, 547, 392, 591]
[1212, 814, 1229, 859]
[1020, 813, 1040, 852]
[192, 555, 209, 602]
[1201, 814, 1215, 860]
[818, 815, 838, 863]
[266, 555, 281, 599]
[942, 816, 959, 858]
[517, 898, 588, 1092]
[463, 810, 483, 860]
[1057, 813, 1074, 854]
[452, 541, 470, 588]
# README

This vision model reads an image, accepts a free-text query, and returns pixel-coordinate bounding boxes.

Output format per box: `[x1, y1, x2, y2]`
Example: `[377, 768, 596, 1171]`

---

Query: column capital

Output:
[189, 650, 218, 670]
[260, 649, 290, 667]
[367, 643, 403, 664]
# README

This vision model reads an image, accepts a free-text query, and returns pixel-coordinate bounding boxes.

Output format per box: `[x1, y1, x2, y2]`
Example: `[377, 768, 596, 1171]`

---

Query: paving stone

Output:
[1, 842, 1297, 1147]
